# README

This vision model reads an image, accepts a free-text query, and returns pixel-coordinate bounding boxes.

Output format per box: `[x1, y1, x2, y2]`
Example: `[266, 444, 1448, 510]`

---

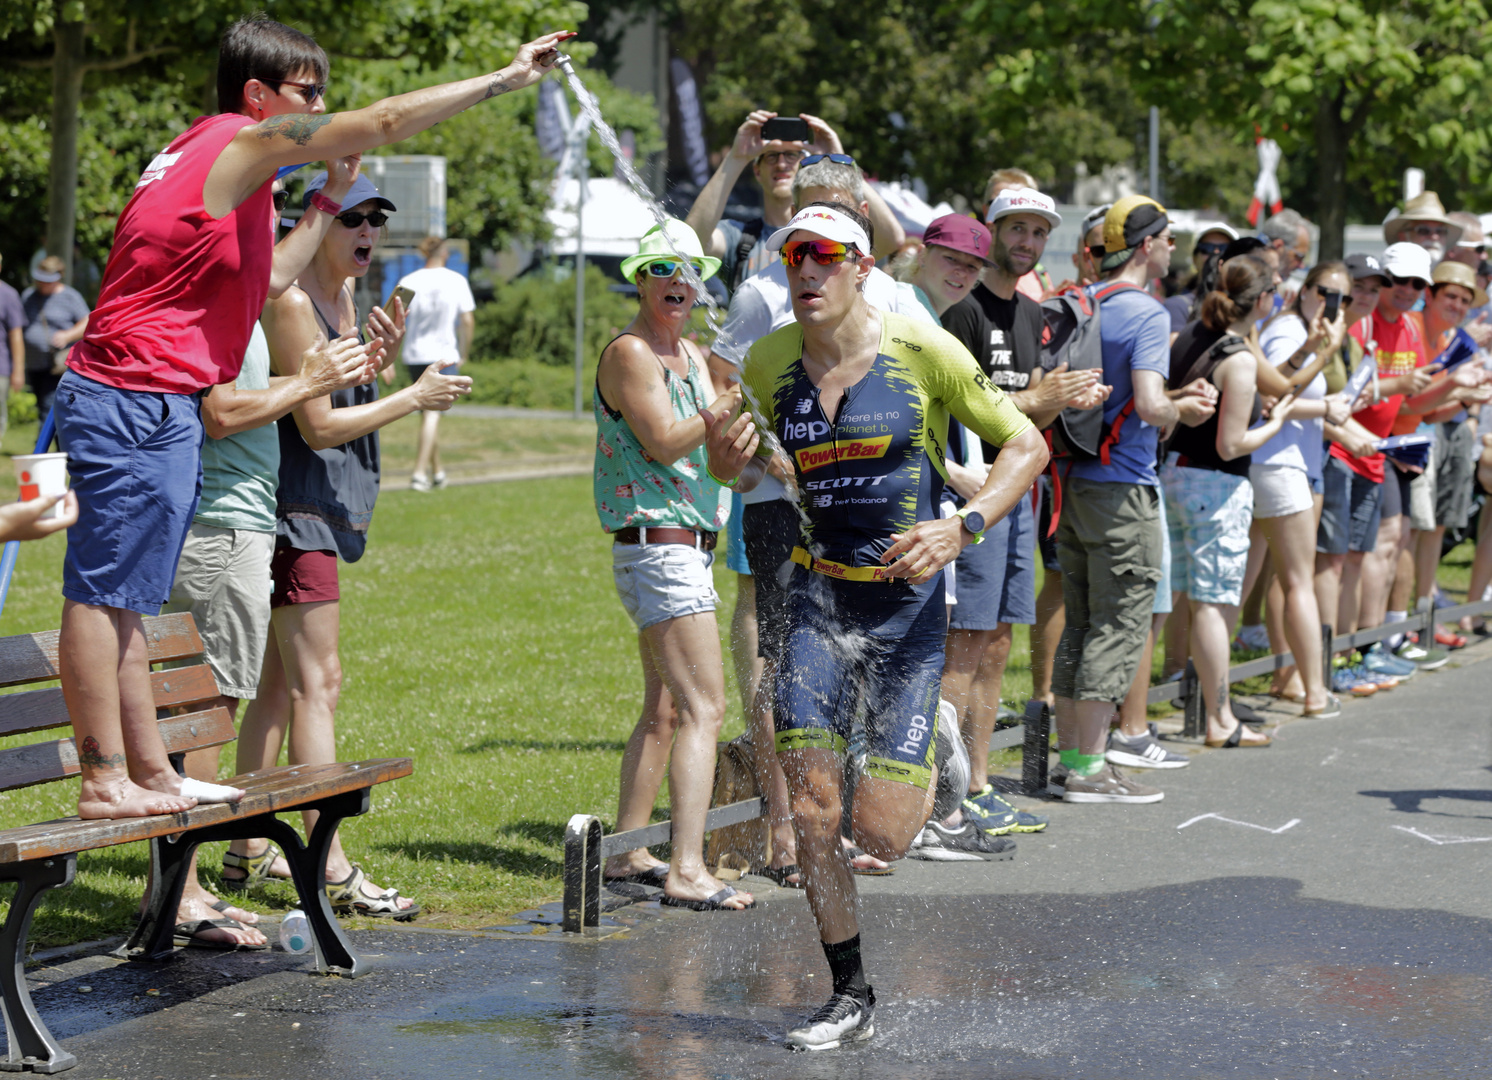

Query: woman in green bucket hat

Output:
[593, 219, 754, 911]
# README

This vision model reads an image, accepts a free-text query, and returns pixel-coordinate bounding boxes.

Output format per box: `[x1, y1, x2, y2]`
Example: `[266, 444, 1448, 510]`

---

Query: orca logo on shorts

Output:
[896, 713, 930, 757]
[795, 435, 892, 473]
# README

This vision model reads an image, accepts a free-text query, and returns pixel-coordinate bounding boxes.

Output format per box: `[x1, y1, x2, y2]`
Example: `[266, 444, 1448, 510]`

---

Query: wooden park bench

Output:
[0, 611, 412, 1073]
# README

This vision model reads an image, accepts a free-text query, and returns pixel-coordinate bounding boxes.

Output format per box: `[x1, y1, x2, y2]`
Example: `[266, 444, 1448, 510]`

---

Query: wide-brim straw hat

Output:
[1384, 191, 1464, 247]
[619, 219, 721, 282]
[1431, 258, 1489, 309]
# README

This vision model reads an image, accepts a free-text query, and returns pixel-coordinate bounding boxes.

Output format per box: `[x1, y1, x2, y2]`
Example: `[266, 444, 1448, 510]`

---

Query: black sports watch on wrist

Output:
[956, 507, 986, 537]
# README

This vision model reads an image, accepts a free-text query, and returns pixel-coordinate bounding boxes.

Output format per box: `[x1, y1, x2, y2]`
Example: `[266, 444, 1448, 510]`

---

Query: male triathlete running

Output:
[704, 204, 1048, 1051]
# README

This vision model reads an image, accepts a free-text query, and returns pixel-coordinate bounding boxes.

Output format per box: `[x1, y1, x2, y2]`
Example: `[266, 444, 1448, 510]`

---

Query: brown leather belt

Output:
[613, 526, 718, 551]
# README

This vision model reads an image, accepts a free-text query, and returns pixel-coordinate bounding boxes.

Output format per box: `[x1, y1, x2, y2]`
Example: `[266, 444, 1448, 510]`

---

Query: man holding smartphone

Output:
[685, 111, 904, 298]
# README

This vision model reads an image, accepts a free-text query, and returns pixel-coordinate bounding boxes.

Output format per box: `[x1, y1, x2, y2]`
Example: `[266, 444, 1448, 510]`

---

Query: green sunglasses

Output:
[645, 259, 704, 278]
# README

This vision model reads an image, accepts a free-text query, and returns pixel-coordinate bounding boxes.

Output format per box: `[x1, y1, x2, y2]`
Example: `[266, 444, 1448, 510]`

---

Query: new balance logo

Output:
[794, 398, 813, 414]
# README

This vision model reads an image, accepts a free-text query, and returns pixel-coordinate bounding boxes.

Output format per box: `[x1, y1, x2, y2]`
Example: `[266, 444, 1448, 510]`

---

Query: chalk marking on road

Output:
[1176, 812, 1301, 834]
[1320, 748, 1341, 767]
[1391, 825, 1492, 846]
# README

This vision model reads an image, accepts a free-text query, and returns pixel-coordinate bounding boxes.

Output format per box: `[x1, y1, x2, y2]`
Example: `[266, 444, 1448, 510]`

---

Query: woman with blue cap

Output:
[593, 219, 754, 912]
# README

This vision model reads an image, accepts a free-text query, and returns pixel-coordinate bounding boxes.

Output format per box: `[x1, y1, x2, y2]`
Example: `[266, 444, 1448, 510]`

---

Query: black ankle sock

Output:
[822, 934, 869, 1000]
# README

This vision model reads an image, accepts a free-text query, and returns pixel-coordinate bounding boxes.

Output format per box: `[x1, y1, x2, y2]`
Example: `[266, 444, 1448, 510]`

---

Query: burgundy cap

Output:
[922, 214, 994, 265]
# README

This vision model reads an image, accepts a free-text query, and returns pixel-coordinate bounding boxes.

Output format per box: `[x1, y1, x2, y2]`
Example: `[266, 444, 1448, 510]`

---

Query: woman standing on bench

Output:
[223, 172, 469, 916]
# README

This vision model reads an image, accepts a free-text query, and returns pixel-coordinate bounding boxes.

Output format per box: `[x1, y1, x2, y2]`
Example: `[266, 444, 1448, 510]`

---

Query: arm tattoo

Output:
[78, 735, 126, 770]
[483, 78, 511, 101]
[255, 113, 335, 147]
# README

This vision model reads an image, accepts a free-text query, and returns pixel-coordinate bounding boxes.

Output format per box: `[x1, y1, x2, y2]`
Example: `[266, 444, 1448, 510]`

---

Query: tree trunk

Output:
[45, 12, 87, 286]
[1315, 90, 1348, 261]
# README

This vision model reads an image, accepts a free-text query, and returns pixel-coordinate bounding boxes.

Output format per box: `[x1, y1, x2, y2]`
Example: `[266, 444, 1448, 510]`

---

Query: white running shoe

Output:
[931, 699, 971, 822]
[786, 989, 876, 1051]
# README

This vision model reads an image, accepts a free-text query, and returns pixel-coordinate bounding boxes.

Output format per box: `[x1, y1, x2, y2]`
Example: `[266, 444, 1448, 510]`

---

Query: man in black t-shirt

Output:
[937, 187, 1106, 829]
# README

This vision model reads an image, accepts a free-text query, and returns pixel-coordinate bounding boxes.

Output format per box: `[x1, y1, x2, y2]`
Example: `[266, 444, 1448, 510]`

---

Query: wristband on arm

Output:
[707, 465, 738, 488]
[309, 191, 343, 216]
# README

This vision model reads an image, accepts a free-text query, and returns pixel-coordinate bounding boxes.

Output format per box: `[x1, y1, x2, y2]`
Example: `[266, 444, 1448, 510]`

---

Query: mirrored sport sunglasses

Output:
[1194, 239, 1229, 257]
[644, 259, 704, 278]
[269, 79, 326, 104]
[800, 153, 856, 167]
[334, 210, 389, 229]
[781, 239, 857, 268]
[1389, 272, 1429, 290]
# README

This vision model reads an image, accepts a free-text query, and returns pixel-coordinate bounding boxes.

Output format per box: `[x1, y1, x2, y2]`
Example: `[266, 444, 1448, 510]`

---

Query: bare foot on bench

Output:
[78, 776, 196, 819]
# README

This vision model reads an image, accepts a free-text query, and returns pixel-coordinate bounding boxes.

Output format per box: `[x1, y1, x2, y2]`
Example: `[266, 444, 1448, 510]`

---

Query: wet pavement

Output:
[23, 646, 1492, 1078]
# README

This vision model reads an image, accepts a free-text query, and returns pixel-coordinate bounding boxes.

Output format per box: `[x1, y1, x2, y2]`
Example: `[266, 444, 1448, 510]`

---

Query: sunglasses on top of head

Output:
[1389, 273, 1429, 290]
[780, 239, 858, 268]
[334, 209, 388, 229]
[644, 260, 704, 278]
[268, 78, 326, 104]
[800, 153, 856, 167]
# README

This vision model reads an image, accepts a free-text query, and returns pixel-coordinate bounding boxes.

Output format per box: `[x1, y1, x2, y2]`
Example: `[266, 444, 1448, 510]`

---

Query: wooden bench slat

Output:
[0, 707, 237, 793]
[0, 758, 413, 862]
[0, 665, 222, 740]
[0, 612, 204, 690]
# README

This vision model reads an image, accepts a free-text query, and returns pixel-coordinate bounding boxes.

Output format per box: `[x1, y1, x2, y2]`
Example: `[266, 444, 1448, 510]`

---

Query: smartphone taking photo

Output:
[760, 116, 811, 143]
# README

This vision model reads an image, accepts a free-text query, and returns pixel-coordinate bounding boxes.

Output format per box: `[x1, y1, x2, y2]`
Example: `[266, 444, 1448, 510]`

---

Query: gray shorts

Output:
[162, 523, 275, 700]
[1435, 420, 1476, 530]
[612, 542, 719, 630]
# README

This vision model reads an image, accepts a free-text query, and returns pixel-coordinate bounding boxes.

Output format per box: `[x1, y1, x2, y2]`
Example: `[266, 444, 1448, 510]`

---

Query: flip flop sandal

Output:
[1205, 723, 1273, 749]
[173, 918, 269, 951]
[325, 864, 422, 921]
[603, 865, 668, 886]
[221, 844, 286, 893]
[755, 864, 804, 888]
[659, 885, 756, 911]
[845, 845, 896, 876]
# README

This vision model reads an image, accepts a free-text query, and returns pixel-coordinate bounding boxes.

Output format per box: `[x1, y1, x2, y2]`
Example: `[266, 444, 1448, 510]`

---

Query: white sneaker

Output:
[786, 989, 876, 1051]
[931, 699, 971, 822]
[410, 473, 432, 492]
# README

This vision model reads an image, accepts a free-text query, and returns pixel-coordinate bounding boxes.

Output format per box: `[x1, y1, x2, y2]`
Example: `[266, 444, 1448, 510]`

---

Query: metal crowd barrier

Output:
[563, 596, 1492, 929]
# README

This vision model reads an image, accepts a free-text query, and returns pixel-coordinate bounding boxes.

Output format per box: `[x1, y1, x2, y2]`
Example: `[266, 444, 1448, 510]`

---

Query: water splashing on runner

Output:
[553, 55, 806, 520]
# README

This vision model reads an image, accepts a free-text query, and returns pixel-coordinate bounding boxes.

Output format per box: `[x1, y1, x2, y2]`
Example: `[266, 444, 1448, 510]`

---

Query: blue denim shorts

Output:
[55, 369, 203, 614]
[1317, 455, 1382, 555]
[948, 490, 1036, 629]
[612, 541, 719, 630]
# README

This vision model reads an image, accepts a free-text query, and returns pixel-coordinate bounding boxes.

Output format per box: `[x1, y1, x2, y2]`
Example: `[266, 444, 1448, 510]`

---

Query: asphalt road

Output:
[25, 643, 1492, 1079]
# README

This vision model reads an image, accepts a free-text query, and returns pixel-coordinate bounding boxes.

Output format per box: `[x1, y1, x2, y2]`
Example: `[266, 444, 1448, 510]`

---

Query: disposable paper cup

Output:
[13, 453, 69, 520]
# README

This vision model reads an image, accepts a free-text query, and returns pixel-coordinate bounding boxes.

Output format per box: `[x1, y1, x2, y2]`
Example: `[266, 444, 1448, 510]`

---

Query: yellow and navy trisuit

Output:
[740, 311, 1032, 787]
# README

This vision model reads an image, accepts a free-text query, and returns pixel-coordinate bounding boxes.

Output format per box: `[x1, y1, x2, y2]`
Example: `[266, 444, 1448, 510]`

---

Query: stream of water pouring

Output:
[553, 56, 808, 525]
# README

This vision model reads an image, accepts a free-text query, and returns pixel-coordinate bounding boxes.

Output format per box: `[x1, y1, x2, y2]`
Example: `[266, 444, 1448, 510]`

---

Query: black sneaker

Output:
[907, 818, 1017, 861]
[786, 987, 876, 1051]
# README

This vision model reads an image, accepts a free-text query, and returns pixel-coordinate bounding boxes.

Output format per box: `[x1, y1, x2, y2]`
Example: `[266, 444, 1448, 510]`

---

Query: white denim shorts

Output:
[612, 542, 719, 630]
[1248, 462, 1314, 520]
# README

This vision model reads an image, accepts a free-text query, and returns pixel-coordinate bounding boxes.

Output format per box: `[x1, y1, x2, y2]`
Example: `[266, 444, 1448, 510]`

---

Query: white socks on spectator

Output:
[180, 777, 246, 804]
[1384, 610, 1407, 652]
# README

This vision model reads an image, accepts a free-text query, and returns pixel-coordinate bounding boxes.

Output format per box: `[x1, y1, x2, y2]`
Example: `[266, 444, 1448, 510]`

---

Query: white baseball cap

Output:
[1193, 221, 1240, 241]
[1380, 242, 1433, 284]
[766, 205, 872, 256]
[985, 187, 1062, 228]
